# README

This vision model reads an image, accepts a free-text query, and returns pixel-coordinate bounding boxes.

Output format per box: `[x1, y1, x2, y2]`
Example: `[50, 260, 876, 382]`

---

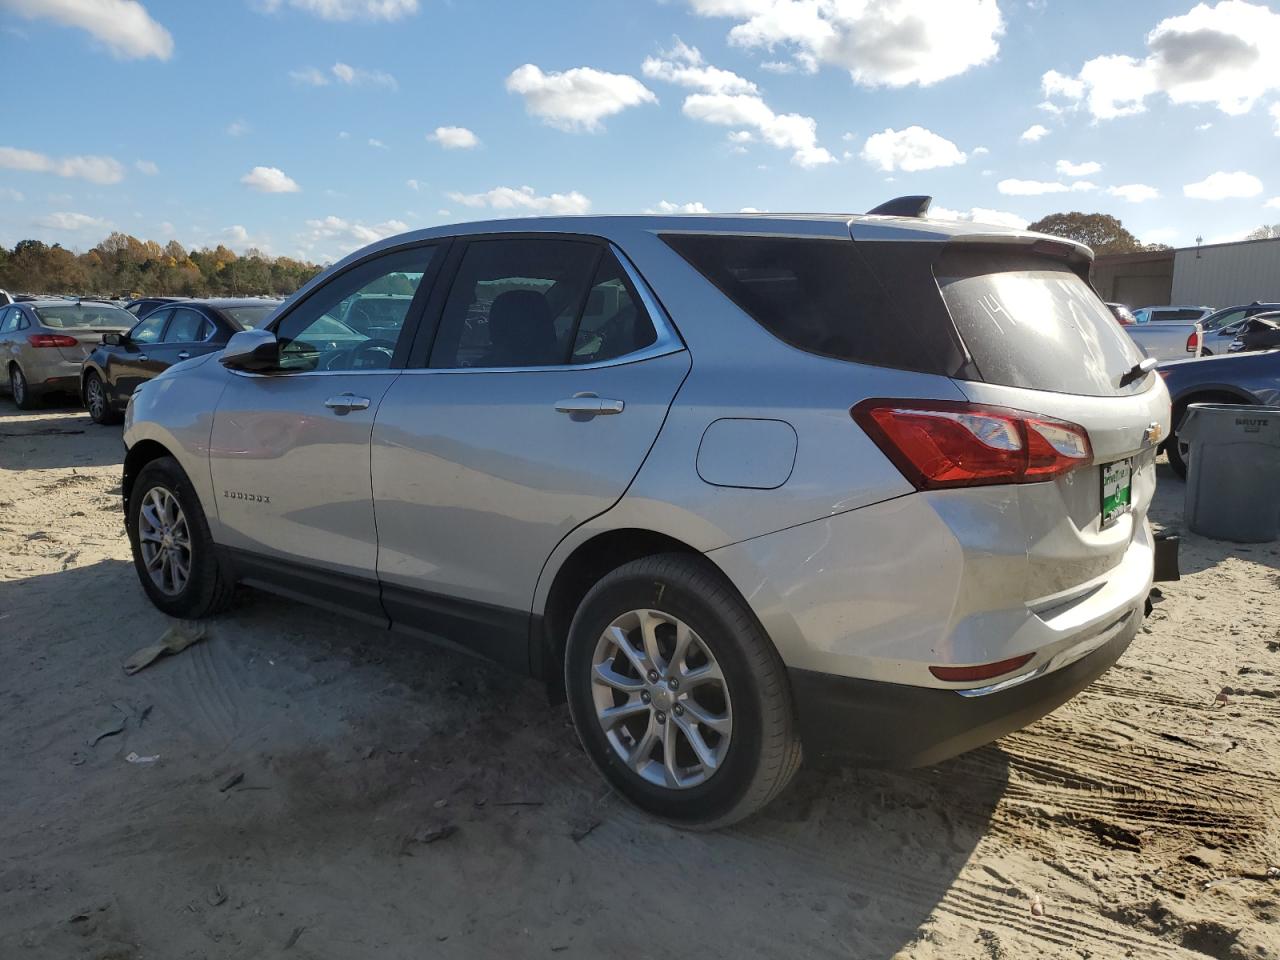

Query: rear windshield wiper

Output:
[1119, 357, 1159, 388]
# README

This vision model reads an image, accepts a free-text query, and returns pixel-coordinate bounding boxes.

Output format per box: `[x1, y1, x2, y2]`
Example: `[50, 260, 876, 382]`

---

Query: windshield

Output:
[937, 250, 1148, 397]
[221, 304, 279, 330]
[34, 304, 136, 328]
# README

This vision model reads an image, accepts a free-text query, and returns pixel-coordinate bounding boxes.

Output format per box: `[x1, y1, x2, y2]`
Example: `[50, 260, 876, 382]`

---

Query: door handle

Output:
[324, 393, 371, 414]
[176, 351, 190, 360]
[137, 354, 149, 361]
[555, 393, 625, 419]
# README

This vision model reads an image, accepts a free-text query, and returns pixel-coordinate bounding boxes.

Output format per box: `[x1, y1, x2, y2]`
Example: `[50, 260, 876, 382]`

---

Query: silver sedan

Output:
[0, 299, 135, 409]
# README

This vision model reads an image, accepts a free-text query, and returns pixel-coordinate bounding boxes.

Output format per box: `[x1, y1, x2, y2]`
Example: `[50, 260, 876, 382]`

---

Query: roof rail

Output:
[866, 195, 932, 218]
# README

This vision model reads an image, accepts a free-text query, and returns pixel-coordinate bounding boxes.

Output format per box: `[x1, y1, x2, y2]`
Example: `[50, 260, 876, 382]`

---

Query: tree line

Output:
[0, 232, 324, 298]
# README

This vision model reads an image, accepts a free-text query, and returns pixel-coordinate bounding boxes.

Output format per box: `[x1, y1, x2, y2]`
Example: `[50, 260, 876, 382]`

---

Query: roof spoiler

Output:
[866, 195, 932, 218]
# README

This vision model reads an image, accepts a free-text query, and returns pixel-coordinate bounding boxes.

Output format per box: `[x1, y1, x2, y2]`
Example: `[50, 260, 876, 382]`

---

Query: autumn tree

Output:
[1026, 212, 1144, 255]
[1246, 224, 1280, 240]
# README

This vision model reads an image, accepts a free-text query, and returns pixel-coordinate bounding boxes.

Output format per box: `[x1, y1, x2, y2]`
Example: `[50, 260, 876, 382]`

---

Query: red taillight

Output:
[1185, 331, 1200, 354]
[27, 334, 79, 348]
[929, 653, 1034, 683]
[852, 399, 1093, 490]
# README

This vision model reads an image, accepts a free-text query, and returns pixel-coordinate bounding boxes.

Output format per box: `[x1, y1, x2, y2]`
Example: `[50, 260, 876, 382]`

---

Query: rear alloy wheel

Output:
[128, 456, 235, 618]
[85, 372, 121, 425]
[10, 364, 36, 410]
[565, 554, 801, 829]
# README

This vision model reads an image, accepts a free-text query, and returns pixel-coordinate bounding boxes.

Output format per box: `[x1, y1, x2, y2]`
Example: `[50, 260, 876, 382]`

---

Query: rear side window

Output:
[661, 233, 960, 375]
[937, 250, 1146, 397]
[162, 308, 212, 343]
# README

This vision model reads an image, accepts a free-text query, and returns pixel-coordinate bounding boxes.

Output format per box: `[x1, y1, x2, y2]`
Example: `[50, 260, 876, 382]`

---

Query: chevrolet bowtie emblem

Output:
[1142, 422, 1164, 446]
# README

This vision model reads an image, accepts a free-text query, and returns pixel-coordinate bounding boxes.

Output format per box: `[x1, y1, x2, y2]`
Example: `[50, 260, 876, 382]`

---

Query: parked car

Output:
[1192, 302, 1280, 355]
[1226, 312, 1280, 354]
[124, 296, 183, 319]
[1127, 321, 1203, 361]
[0, 299, 136, 409]
[121, 209, 1169, 827]
[0, 289, 13, 307]
[1132, 305, 1214, 324]
[1105, 302, 1137, 325]
[82, 298, 280, 424]
[1158, 348, 1280, 476]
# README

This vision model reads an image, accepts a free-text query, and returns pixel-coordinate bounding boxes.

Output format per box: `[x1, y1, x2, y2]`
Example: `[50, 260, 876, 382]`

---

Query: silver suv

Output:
[122, 206, 1170, 827]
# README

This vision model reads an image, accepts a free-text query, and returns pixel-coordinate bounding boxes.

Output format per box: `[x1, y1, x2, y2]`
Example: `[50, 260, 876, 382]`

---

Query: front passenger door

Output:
[111, 309, 171, 397]
[208, 243, 443, 621]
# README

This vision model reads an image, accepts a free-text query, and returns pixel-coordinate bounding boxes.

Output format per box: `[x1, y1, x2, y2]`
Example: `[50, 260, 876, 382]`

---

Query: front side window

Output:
[130, 310, 169, 344]
[162, 308, 213, 343]
[274, 245, 437, 372]
[0, 308, 13, 333]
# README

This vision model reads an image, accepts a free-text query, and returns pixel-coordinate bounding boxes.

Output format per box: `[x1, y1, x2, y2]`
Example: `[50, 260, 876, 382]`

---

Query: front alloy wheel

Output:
[10, 364, 35, 410]
[591, 609, 733, 789]
[85, 373, 119, 424]
[136, 485, 193, 596]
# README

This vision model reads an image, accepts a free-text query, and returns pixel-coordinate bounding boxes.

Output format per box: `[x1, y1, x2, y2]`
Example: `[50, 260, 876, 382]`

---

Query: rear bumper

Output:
[789, 611, 1136, 767]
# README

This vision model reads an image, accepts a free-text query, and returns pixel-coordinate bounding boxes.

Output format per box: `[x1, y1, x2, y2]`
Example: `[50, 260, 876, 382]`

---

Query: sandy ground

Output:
[1, 401, 1278, 960]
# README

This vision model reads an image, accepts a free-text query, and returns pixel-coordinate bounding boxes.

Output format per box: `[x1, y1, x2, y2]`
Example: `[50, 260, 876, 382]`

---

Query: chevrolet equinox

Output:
[121, 202, 1170, 827]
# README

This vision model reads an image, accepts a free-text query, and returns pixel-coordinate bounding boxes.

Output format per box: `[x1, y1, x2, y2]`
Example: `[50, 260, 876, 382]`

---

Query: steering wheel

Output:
[319, 338, 397, 371]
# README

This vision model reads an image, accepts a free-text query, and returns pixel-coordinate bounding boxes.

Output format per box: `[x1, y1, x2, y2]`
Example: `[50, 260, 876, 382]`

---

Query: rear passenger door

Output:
[371, 236, 690, 667]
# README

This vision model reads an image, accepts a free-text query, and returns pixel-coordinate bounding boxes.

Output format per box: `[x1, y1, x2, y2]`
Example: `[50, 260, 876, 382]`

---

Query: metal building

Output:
[1093, 235, 1280, 308]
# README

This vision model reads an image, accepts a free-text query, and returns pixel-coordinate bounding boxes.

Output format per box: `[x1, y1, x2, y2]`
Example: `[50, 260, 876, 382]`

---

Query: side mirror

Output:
[221, 329, 282, 372]
[102, 332, 124, 346]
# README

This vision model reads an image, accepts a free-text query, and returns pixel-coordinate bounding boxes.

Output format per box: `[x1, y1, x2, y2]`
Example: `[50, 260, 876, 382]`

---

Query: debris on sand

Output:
[400, 823, 457, 855]
[570, 818, 602, 843]
[1029, 893, 1045, 917]
[284, 926, 305, 949]
[86, 707, 127, 747]
[124, 623, 207, 675]
[218, 772, 245, 793]
[125, 752, 160, 764]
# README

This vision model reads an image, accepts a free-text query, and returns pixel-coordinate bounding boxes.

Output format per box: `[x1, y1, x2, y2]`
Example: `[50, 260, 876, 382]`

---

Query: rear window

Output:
[937, 250, 1147, 397]
[34, 304, 135, 328]
[221, 304, 278, 329]
[661, 233, 962, 375]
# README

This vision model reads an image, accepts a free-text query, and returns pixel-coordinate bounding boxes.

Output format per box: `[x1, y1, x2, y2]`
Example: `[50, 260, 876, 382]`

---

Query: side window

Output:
[163, 308, 211, 343]
[429, 238, 602, 369]
[16, 310, 30, 330]
[275, 245, 437, 373]
[131, 310, 170, 344]
[571, 252, 657, 364]
[0, 308, 12, 333]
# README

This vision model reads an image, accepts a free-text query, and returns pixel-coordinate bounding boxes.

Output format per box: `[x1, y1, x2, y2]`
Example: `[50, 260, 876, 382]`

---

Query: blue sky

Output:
[2, 0, 1279, 262]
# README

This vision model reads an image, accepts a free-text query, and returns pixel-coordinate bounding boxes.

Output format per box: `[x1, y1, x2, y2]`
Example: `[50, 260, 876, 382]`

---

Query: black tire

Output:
[1166, 434, 1188, 479]
[564, 553, 801, 829]
[127, 456, 235, 619]
[10, 363, 38, 410]
[84, 371, 122, 425]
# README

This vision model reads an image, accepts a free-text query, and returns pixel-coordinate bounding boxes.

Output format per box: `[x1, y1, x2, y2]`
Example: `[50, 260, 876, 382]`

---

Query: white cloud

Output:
[739, 206, 765, 212]
[1056, 159, 1101, 177]
[331, 61, 397, 89]
[299, 215, 409, 258]
[1, 0, 173, 60]
[0, 187, 23, 202]
[1108, 183, 1161, 202]
[1019, 123, 1050, 142]
[367, 138, 388, 149]
[256, 0, 417, 21]
[1183, 170, 1263, 199]
[930, 205, 1030, 230]
[505, 64, 656, 131]
[241, 166, 301, 193]
[688, 0, 1004, 88]
[0, 146, 124, 184]
[997, 178, 1069, 196]
[1042, 1, 1280, 120]
[971, 145, 989, 156]
[227, 119, 250, 137]
[337, 131, 350, 139]
[290, 66, 329, 86]
[428, 126, 480, 149]
[1272, 103, 1280, 134]
[1265, 196, 1280, 209]
[406, 178, 422, 191]
[646, 200, 711, 213]
[436, 209, 451, 217]
[642, 38, 758, 94]
[860, 126, 966, 172]
[446, 185, 592, 216]
[134, 159, 158, 175]
[1071, 180, 1098, 192]
[1196, 121, 1214, 131]
[33, 210, 109, 231]
[682, 92, 835, 167]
